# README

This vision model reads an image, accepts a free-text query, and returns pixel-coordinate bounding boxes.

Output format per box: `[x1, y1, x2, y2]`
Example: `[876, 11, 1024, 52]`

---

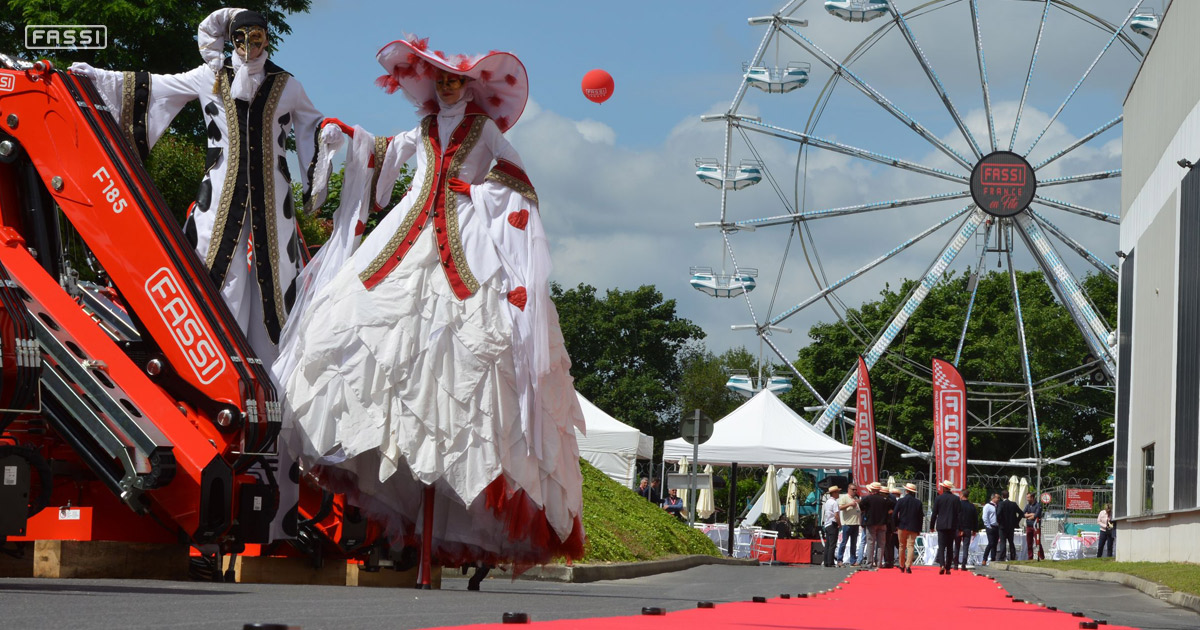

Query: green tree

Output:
[677, 346, 787, 422]
[788, 269, 1116, 484]
[145, 132, 206, 223]
[293, 165, 413, 251]
[552, 283, 705, 443]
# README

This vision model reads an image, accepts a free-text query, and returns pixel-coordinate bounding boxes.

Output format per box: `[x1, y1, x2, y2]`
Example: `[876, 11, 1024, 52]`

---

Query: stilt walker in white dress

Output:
[277, 35, 586, 579]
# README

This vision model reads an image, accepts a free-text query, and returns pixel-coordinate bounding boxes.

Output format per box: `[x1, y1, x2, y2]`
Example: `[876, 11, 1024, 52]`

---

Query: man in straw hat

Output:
[859, 481, 890, 569]
[822, 486, 842, 567]
[894, 482, 923, 574]
[928, 480, 961, 574]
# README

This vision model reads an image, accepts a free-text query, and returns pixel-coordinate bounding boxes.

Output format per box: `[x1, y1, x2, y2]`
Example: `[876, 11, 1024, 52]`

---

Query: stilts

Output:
[418, 485, 434, 589]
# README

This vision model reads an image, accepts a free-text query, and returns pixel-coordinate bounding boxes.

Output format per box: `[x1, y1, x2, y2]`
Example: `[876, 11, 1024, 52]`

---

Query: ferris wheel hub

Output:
[970, 151, 1037, 218]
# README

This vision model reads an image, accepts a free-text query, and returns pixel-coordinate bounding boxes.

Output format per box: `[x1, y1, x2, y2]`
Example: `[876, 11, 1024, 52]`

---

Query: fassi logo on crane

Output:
[145, 268, 226, 384]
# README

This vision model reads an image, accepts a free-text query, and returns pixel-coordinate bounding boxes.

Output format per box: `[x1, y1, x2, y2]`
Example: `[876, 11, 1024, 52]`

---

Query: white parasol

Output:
[763, 465, 782, 521]
[697, 464, 716, 519]
[1018, 477, 1029, 503]
[677, 456, 689, 508]
[785, 476, 799, 524]
[1008, 475, 1020, 501]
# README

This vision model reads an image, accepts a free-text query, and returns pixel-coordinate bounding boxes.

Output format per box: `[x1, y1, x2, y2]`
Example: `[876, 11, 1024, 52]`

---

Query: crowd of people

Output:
[820, 481, 1115, 571]
[637, 477, 687, 521]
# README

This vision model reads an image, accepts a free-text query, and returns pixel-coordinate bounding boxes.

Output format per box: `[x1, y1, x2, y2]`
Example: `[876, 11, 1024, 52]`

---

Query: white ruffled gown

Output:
[275, 97, 585, 565]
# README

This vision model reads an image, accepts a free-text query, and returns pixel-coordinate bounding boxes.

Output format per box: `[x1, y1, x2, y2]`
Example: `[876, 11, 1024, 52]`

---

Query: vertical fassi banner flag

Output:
[932, 358, 967, 494]
[852, 356, 878, 495]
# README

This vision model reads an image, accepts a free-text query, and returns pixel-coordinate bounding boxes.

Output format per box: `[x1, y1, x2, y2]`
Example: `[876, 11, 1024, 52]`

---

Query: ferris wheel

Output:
[695, 0, 1154, 469]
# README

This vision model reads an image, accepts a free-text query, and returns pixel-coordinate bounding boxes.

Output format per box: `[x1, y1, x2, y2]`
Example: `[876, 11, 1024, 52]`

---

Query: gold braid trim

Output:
[369, 134, 389, 207]
[119, 71, 136, 148]
[260, 74, 290, 325]
[359, 117, 436, 283]
[484, 167, 538, 206]
[442, 115, 488, 296]
[204, 72, 242, 270]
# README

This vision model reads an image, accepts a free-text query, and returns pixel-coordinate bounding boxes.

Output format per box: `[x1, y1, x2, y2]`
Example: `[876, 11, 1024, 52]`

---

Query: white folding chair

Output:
[752, 530, 778, 565]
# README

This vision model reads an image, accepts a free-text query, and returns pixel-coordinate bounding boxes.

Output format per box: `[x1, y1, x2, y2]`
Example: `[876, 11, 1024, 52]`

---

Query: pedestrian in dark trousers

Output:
[1023, 493, 1044, 560]
[928, 480, 960, 574]
[822, 486, 842, 567]
[1097, 503, 1116, 557]
[996, 490, 1023, 561]
[955, 492, 978, 569]
[981, 493, 1000, 566]
[885, 487, 901, 569]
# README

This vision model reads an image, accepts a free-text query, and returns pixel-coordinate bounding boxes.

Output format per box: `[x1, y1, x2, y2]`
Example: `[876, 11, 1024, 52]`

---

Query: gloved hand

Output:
[447, 177, 471, 194]
[69, 61, 95, 77]
[320, 117, 355, 138]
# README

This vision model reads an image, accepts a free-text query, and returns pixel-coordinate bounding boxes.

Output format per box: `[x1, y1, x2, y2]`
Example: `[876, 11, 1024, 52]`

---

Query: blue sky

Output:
[270, 0, 1154, 368]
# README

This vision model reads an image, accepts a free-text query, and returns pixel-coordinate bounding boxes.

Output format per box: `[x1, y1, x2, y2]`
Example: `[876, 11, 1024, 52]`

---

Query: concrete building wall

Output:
[1119, 0, 1200, 561]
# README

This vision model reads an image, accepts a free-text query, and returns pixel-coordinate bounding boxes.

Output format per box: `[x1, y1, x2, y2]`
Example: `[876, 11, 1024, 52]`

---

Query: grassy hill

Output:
[578, 460, 721, 563]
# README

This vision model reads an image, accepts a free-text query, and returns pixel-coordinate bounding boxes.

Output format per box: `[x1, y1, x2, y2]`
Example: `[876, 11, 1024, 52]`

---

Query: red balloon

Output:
[581, 69, 614, 104]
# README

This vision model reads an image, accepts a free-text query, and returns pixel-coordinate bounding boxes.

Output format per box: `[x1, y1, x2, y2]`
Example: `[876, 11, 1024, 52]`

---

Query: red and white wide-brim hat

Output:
[376, 35, 528, 132]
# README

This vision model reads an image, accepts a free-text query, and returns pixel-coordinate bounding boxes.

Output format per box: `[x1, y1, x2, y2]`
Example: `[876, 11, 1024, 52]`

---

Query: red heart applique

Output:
[507, 209, 530, 230]
[507, 287, 527, 311]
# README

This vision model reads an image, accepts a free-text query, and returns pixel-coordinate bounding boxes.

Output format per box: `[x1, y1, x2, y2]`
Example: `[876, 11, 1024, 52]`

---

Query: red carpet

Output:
[431, 566, 1136, 629]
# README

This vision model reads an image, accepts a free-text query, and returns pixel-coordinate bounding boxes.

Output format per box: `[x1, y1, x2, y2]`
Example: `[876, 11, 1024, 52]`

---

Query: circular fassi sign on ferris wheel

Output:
[970, 151, 1037, 218]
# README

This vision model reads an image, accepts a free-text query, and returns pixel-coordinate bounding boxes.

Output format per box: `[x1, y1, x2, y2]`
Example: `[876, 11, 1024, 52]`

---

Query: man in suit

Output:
[954, 492, 979, 569]
[893, 482, 924, 574]
[859, 482, 890, 569]
[996, 490, 1023, 561]
[884, 486, 901, 569]
[981, 493, 1000, 566]
[928, 480, 960, 574]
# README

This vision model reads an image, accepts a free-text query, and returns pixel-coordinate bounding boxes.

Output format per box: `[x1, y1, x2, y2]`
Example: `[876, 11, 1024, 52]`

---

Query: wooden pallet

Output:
[226, 554, 442, 588]
[33, 540, 190, 580]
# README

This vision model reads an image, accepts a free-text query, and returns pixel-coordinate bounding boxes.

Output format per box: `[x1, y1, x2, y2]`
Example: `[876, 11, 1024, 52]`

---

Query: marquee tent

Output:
[663, 389, 851, 469]
[574, 392, 654, 488]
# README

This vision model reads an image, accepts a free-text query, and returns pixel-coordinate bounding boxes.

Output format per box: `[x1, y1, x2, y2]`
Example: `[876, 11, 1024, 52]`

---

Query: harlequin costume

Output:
[275, 35, 586, 566]
[71, 8, 324, 364]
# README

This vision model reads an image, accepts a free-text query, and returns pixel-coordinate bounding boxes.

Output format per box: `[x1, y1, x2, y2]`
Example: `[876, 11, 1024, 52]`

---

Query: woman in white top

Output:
[1096, 503, 1115, 557]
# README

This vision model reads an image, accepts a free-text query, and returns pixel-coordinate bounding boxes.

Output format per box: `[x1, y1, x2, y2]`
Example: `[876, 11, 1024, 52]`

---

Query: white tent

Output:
[574, 392, 654, 488]
[663, 389, 851, 468]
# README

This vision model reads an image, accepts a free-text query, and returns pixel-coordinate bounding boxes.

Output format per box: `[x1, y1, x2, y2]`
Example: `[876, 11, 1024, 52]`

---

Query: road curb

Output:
[506, 555, 757, 584]
[990, 562, 1199, 614]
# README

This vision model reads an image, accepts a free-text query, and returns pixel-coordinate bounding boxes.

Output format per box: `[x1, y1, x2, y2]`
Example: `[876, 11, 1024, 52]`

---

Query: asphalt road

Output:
[0, 564, 1196, 630]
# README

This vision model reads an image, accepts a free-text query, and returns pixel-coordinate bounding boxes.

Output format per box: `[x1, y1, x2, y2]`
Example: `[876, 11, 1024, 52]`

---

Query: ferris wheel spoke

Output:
[1010, 0, 1051, 152]
[775, 22, 975, 170]
[739, 118, 964, 181]
[729, 21, 778, 118]
[1032, 196, 1119, 224]
[953, 219, 995, 366]
[737, 191, 971, 229]
[886, 0, 985, 158]
[737, 119, 969, 184]
[1037, 169, 1121, 187]
[969, 0, 997, 152]
[1005, 246, 1044, 459]
[1013, 214, 1117, 377]
[767, 204, 975, 328]
[1032, 116, 1122, 171]
[813, 207, 989, 431]
[1026, 210, 1117, 280]
[761, 334, 829, 406]
[1022, 1, 1145, 156]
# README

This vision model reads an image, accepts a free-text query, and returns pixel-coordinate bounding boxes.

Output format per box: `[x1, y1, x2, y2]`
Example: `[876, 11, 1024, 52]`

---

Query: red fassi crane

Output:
[0, 58, 381, 569]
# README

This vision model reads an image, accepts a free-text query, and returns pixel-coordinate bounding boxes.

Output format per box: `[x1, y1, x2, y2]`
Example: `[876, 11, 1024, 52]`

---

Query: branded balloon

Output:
[581, 69, 614, 103]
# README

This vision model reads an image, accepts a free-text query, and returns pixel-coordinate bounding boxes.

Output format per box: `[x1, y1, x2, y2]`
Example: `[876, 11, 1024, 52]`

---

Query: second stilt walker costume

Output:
[277, 35, 586, 569]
